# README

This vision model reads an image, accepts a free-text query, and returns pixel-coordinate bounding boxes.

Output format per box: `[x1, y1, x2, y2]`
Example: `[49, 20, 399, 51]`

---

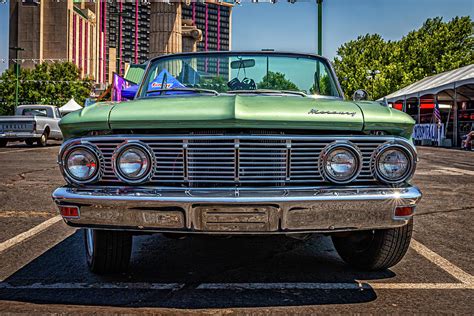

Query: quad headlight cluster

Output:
[60, 141, 154, 185]
[319, 140, 416, 184]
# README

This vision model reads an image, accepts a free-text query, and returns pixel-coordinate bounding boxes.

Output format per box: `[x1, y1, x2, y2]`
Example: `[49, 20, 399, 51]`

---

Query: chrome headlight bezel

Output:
[319, 141, 362, 184]
[60, 142, 104, 185]
[112, 141, 155, 184]
[372, 141, 417, 184]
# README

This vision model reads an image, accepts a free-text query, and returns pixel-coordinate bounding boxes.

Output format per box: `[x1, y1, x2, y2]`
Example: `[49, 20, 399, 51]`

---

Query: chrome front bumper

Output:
[0, 132, 42, 139]
[52, 185, 422, 234]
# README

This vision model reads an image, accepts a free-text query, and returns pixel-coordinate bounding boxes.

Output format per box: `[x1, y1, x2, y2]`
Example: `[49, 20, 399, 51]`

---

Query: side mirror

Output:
[352, 89, 369, 101]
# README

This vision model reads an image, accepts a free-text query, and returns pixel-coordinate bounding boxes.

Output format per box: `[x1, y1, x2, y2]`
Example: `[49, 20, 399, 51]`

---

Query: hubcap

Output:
[85, 228, 94, 256]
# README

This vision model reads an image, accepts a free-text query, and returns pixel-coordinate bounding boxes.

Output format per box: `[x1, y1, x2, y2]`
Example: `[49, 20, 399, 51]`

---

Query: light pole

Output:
[9, 47, 24, 109]
[317, 0, 323, 56]
[366, 69, 380, 100]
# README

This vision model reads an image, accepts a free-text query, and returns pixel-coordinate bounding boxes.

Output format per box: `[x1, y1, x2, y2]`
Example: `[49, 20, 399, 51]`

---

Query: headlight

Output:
[320, 142, 362, 183]
[63, 146, 101, 183]
[374, 145, 414, 183]
[113, 142, 154, 184]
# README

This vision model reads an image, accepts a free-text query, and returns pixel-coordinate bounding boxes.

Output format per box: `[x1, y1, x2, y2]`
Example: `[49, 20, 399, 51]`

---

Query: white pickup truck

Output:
[0, 105, 63, 147]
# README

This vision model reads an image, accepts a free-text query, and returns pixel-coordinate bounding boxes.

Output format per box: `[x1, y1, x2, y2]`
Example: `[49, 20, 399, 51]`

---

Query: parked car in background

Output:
[52, 51, 422, 274]
[0, 105, 63, 147]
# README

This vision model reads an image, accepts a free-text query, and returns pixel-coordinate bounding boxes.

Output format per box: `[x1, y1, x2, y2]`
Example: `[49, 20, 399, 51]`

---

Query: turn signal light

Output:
[59, 206, 80, 218]
[395, 206, 414, 217]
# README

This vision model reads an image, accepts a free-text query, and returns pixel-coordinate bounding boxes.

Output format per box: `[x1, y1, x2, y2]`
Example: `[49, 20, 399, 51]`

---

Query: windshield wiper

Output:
[146, 88, 220, 96]
[227, 89, 307, 97]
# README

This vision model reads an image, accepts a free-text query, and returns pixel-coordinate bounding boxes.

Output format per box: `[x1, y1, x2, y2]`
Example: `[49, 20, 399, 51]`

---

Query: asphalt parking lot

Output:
[0, 141, 473, 314]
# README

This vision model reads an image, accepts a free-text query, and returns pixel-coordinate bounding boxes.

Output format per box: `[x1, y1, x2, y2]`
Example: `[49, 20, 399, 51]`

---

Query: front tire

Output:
[0, 140, 7, 147]
[332, 219, 413, 271]
[84, 229, 133, 274]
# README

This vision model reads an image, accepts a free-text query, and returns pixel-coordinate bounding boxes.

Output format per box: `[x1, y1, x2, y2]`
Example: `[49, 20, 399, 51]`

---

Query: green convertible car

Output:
[52, 51, 422, 274]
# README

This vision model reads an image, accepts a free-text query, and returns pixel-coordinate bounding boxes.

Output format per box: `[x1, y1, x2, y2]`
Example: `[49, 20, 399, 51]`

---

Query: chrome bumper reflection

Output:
[52, 185, 422, 234]
[0, 132, 42, 139]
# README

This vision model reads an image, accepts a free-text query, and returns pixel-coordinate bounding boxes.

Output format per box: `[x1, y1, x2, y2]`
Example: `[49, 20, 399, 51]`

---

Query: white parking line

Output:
[410, 239, 474, 285]
[0, 215, 62, 253]
[0, 282, 472, 291]
[196, 282, 474, 290]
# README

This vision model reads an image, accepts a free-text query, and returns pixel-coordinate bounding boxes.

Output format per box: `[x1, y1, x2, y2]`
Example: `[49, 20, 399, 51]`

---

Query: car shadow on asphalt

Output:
[0, 231, 396, 308]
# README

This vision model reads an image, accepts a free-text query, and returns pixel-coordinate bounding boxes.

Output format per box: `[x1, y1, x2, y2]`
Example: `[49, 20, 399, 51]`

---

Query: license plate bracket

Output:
[194, 205, 279, 232]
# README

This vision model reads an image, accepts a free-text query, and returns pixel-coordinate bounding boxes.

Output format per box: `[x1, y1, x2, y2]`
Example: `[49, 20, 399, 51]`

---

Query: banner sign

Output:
[412, 123, 445, 141]
[112, 74, 134, 101]
[148, 69, 185, 91]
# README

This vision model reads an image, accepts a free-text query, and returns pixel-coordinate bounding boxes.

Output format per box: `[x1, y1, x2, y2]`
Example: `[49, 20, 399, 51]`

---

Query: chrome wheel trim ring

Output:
[85, 228, 94, 257]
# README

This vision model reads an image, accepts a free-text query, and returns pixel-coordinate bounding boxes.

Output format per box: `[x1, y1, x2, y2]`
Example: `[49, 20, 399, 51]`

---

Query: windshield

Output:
[138, 53, 341, 98]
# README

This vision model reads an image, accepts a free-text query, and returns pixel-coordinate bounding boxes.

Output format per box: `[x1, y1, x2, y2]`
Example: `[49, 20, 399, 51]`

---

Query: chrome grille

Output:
[83, 135, 393, 186]
[187, 139, 235, 184]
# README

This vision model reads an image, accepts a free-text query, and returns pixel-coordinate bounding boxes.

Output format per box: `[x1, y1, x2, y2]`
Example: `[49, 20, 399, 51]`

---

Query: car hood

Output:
[59, 95, 415, 139]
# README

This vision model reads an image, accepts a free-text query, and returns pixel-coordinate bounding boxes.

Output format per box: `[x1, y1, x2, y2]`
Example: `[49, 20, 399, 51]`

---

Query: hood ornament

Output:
[308, 108, 357, 117]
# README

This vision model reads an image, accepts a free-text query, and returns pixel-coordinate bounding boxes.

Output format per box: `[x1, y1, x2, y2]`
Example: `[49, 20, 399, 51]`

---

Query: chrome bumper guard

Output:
[52, 185, 422, 234]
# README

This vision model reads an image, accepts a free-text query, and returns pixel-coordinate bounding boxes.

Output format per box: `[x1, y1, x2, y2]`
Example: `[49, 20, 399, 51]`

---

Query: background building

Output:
[182, 1, 232, 52]
[182, 1, 232, 77]
[9, 1, 233, 87]
[107, 1, 151, 74]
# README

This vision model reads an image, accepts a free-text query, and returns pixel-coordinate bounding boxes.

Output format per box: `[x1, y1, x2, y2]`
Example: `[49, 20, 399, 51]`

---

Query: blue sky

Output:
[0, 0, 473, 74]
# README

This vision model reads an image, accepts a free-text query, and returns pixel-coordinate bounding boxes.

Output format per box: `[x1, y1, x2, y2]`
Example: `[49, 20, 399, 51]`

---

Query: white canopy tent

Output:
[59, 98, 82, 115]
[382, 64, 474, 147]
[383, 64, 474, 102]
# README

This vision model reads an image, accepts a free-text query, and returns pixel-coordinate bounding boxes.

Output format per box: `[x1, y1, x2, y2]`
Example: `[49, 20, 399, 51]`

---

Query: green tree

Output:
[333, 16, 474, 100]
[0, 62, 93, 115]
[257, 71, 299, 91]
[0, 69, 17, 115]
[199, 76, 228, 92]
[310, 74, 333, 96]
